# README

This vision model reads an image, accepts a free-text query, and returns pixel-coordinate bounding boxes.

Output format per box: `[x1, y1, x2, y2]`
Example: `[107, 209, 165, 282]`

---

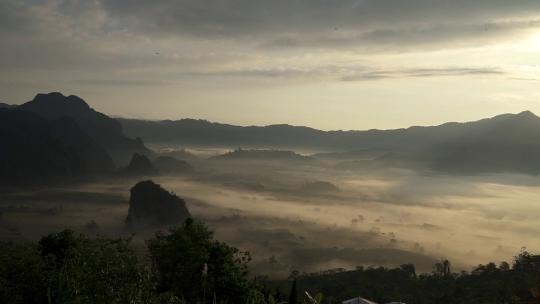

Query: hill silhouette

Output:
[120, 153, 158, 176]
[19, 92, 151, 165]
[118, 118, 329, 149]
[153, 156, 194, 175]
[126, 180, 191, 228]
[0, 108, 114, 185]
[212, 148, 314, 162]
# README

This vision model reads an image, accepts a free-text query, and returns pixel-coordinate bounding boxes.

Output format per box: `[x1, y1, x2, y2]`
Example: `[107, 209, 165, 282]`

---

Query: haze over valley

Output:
[2, 92, 540, 280]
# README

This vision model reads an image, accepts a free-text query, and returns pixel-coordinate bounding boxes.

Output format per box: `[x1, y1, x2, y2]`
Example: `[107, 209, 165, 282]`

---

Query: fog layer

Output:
[1, 151, 539, 278]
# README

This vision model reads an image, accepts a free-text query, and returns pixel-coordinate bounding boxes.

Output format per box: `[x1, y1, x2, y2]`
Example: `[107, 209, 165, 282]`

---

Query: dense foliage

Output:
[148, 218, 255, 303]
[0, 230, 153, 304]
[3, 220, 540, 304]
[266, 253, 540, 304]
[0, 219, 260, 304]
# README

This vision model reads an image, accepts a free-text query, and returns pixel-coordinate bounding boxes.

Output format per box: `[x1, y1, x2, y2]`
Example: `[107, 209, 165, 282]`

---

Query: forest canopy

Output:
[2, 218, 540, 304]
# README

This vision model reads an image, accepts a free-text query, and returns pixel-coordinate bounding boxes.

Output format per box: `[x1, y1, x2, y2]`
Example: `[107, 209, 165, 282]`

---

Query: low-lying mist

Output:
[2, 150, 539, 278]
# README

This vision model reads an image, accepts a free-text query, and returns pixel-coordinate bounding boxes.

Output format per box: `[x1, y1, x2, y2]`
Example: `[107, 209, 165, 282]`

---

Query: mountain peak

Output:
[19, 92, 151, 165]
[516, 110, 537, 118]
[505, 110, 540, 125]
[30, 92, 90, 111]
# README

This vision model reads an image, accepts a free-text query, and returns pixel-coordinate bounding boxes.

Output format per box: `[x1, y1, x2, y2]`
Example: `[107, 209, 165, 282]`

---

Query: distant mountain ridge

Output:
[424, 110, 540, 174]
[211, 148, 315, 162]
[118, 111, 539, 150]
[119, 111, 540, 174]
[118, 118, 330, 149]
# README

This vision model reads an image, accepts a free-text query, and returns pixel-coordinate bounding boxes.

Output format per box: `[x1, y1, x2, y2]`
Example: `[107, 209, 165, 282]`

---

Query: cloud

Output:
[3, 0, 540, 67]
[190, 65, 505, 82]
[4, 0, 540, 55]
[97, 0, 540, 48]
[342, 67, 505, 81]
[0, 0, 535, 98]
[258, 19, 540, 51]
[71, 79, 176, 86]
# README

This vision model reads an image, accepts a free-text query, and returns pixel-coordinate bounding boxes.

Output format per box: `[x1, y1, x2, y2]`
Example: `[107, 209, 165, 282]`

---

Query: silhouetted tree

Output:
[433, 259, 451, 277]
[288, 279, 298, 304]
[400, 263, 416, 278]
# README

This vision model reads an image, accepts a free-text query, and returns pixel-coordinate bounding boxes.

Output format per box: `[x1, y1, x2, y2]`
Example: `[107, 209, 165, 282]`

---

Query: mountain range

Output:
[3, 92, 540, 177]
[119, 110, 540, 174]
[117, 111, 539, 151]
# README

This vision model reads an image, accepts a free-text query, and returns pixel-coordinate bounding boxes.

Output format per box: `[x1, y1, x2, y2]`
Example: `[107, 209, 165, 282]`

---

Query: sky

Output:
[2, 0, 540, 130]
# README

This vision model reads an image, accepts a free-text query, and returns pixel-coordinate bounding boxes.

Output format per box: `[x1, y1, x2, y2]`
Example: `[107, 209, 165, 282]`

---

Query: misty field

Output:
[1, 153, 538, 278]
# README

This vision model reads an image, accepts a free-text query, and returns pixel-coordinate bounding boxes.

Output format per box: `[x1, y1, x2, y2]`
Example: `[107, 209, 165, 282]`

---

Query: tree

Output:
[400, 263, 416, 278]
[147, 218, 253, 303]
[1, 230, 153, 304]
[41, 230, 153, 303]
[433, 259, 451, 277]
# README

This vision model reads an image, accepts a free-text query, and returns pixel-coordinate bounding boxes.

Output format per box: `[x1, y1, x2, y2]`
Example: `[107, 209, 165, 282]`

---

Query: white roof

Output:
[342, 297, 378, 304]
